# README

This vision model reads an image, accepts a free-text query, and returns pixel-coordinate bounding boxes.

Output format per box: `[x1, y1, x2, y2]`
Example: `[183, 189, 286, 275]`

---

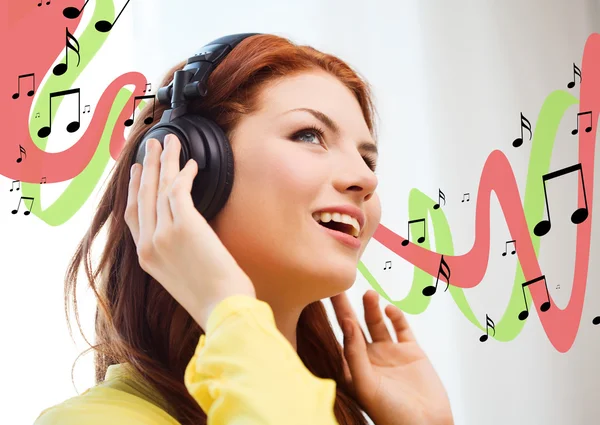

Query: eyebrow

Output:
[282, 108, 378, 156]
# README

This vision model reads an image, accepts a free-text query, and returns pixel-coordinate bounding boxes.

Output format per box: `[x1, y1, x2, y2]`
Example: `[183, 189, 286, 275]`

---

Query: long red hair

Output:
[65, 33, 378, 425]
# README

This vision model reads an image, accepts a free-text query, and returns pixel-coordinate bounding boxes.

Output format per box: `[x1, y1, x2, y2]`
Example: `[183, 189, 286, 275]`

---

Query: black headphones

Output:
[132, 33, 262, 222]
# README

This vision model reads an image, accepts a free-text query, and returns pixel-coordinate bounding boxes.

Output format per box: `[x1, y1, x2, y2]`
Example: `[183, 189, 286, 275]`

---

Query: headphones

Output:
[132, 33, 262, 222]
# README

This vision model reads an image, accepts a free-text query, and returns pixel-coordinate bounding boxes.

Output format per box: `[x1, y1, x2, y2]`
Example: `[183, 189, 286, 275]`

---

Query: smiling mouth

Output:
[315, 219, 358, 238]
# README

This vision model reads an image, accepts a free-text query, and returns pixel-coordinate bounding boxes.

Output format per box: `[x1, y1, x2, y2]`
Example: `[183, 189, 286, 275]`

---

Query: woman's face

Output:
[209, 70, 381, 304]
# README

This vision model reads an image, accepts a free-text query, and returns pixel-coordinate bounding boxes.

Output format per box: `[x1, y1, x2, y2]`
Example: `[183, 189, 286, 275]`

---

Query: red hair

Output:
[65, 34, 378, 425]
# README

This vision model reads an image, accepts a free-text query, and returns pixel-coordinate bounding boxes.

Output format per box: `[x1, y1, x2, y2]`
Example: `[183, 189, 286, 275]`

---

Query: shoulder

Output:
[34, 386, 180, 425]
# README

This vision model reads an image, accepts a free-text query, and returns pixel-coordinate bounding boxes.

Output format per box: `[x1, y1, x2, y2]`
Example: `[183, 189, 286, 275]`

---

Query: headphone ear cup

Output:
[183, 116, 235, 222]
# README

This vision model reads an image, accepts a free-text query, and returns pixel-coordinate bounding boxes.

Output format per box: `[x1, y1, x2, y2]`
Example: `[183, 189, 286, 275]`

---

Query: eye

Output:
[290, 125, 378, 173]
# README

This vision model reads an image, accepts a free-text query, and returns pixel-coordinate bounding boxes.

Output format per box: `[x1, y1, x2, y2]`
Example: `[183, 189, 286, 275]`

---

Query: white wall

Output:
[2, 1, 600, 424]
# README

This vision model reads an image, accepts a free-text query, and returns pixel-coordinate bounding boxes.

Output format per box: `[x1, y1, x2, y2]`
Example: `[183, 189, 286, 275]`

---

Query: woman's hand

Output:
[124, 134, 256, 329]
[330, 290, 454, 425]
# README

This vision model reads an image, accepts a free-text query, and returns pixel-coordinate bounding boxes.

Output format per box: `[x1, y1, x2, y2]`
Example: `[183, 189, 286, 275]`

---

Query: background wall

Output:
[2, 1, 600, 424]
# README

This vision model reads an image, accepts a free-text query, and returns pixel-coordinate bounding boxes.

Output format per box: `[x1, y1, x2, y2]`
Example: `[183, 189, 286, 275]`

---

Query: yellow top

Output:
[34, 295, 340, 424]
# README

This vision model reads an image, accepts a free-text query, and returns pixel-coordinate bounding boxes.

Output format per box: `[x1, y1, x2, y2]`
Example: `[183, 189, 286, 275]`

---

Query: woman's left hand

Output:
[330, 289, 454, 425]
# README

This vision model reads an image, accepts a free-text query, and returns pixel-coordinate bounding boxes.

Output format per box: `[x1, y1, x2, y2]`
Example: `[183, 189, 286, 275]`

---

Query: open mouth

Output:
[315, 218, 358, 238]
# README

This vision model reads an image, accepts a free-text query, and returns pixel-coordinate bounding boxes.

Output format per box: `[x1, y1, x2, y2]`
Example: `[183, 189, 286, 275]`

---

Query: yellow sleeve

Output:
[33, 390, 178, 425]
[184, 294, 340, 425]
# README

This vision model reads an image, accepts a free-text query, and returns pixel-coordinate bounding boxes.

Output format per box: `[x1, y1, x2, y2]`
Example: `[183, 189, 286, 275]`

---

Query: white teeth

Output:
[312, 211, 361, 237]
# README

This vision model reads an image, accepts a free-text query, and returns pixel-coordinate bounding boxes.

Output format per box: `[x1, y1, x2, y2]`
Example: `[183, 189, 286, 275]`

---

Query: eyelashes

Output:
[290, 124, 378, 173]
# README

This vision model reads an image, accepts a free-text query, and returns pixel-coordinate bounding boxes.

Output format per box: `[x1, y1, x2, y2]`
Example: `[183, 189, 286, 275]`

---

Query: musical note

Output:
[567, 63, 582, 89]
[384, 260, 392, 270]
[11, 196, 35, 216]
[512, 112, 532, 148]
[63, 0, 90, 19]
[533, 163, 589, 237]
[41, 177, 47, 184]
[16, 145, 26, 163]
[502, 239, 516, 256]
[144, 82, 152, 93]
[518, 275, 551, 321]
[124, 95, 156, 127]
[83, 104, 91, 114]
[10, 180, 20, 192]
[462, 193, 470, 202]
[37, 88, 81, 138]
[556, 284, 561, 289]
[12, 73, 36, 99]
[423, 255, 450, 297]
[38, 1, 51, 6]
[433, 188, 446, 210]
[35, 112, 40, 118]
[53, 27, 81, 76]
[401, 218, 426, 247]
[571, 111, 593, 135]
[95, 0, 131, 32]
[479, 314, 496, 342]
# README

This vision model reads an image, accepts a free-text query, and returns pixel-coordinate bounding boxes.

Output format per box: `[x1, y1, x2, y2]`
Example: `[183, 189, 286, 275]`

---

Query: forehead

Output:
[257, 71, 363, 118]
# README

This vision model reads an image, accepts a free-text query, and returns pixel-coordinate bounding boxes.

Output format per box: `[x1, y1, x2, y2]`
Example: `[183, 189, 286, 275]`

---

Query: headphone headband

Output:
[157, 33, 262, 107]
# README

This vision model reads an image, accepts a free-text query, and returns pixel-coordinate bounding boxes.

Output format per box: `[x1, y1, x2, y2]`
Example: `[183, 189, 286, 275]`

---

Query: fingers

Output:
[362, 290, 393, 343]
[125, 162, 142, 244]
[137, 138, 161, 252]
[330, 291, 369, 345]
[156, 135, 181, 232]
[385, 303, 417, 343]
[168, 155, 198, 227]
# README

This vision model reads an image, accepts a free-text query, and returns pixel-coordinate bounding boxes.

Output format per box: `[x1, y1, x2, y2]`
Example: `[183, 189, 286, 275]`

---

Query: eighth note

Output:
[518, 275, 551, 321]
[462, 193, 470, 202]
[533, 163, 589, 237]
[41, 177, 47, 184]
[502, 239, 516, 256]
[512, 112, 532, 148]
[401, 218, 426, 246]
[11, 197, 35, 216]
[384, 260, 392, 270]
[572, 111, 593, 135]
[12, 73, 36, 99]
[124, 95, 156, 127]
[37, 88, 81, 138]
[479, 314, 496, 342]
[10, 180, 20, 192]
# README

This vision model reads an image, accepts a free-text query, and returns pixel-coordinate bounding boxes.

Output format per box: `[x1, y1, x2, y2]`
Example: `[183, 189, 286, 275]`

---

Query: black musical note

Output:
[479, 314, 496, 342]
[423, 255, 450, 297]
[12, 73, 36, 99]
[41, 177, 47, 184]
[124, 95, 156, 127]
[384, 260, 392, 270]
[567, 63, 582, 89]
[144, 82, 152, 93]
[462, 193, 470, 202]
[502, 239, 516, 256]
[533, 163, 589, 237]
[83, 104, 91, 113]
[401, 218, 426, 247]
[95, 0, 131, 32]
[512, 112, 532, 148]
[63, 0, 90, 19]
[37, 88, 81, 138]
[53, 27, 81, 76]
[571, 111, 593, 135]
[34, 112, 40, 118]
[518, 275, 551, 321]
[556, 284, 561, 289]
[10, 180, 20, 192]
[11, 196, 35, 216]
[433, 188, 446, 210]
[38, 0, 51, 6]
[16, 145, 26, 163]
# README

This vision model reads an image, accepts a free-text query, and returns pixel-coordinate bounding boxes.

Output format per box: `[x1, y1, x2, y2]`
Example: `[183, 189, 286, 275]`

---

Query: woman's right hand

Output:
[124, 134, 256, 329]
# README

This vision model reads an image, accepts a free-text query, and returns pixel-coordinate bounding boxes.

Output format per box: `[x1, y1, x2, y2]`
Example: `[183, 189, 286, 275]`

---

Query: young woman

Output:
[34, 34, 454, 425]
